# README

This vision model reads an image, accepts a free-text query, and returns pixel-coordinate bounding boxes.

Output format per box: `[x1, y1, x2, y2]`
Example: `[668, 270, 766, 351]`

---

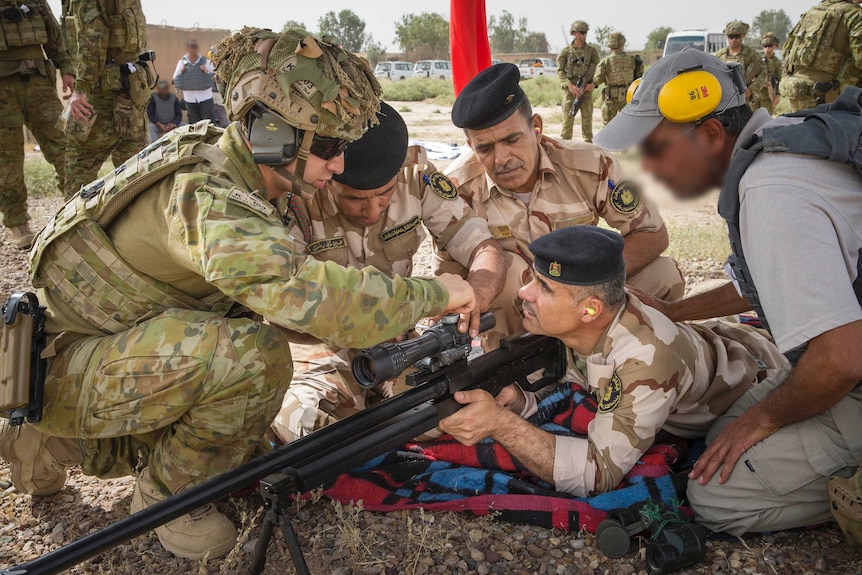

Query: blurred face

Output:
[727, 34, 743, 50]
[519, 274, 583, 338]
[333, 176, 398, 227]
[572, 31, 587, 46]
[187, 41, 199, 58]
[638, 120, 728, 200]
[763, 45, 776, 58]
[466, 111, 542, 195]
[157, 85, 170, 97]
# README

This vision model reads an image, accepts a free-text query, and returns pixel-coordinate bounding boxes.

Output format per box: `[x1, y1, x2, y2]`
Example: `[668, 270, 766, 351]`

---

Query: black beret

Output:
[529, 227, 626, 286]
[333, 101, 408, 190]
[451, 63, 526, 130]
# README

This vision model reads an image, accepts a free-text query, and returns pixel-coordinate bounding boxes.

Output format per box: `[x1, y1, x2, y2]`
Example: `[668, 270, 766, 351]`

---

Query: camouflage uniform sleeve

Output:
[744, 49, 763, 90]
[593, 57, 608, 88]
[40, 0, 73, 76]
[554, 354, 681, 496]
[774, 57, 783, 82]
[847, 7, 862, 70]
[596, 154, 664, 235]
[69, 0, 109, 95]
[175, 177, 449, 349]
[589, 46, 601, 75]
[557, 47, 570, 85]
[419, 164, 493, 268]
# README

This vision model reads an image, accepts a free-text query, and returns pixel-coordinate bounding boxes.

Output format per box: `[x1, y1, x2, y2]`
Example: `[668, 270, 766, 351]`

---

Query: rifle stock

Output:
[1, 333, 567, 575]
[570, 63, 597, 117]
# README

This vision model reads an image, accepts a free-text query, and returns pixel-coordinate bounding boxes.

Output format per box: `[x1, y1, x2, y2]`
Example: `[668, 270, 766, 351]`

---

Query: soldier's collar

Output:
[218, 123, 267, 198]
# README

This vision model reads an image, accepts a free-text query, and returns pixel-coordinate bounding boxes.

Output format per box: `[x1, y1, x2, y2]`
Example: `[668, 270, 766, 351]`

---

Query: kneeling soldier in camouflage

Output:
[271, 102, 505, 443]
[440, 226, 786, 497]
[0, 28, 475, 560]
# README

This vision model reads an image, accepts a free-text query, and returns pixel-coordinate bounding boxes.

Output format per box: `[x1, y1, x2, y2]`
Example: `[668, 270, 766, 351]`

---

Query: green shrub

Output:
[23, 158, 61, 197]
[520, 75, 564, 107]
[383, 78, 454, 103]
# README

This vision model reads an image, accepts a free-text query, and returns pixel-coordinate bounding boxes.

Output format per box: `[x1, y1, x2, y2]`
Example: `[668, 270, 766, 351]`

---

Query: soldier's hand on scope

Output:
[436, 273, 477, 334]
[568, 83, 581, 97]
[69, 92, 94, 121]
[61, 74, 75, 99]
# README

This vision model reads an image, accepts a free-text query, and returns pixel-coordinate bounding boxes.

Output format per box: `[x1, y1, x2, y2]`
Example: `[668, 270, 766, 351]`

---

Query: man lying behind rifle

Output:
[440, 226, 786, 496]
[0, 26, 475, 561]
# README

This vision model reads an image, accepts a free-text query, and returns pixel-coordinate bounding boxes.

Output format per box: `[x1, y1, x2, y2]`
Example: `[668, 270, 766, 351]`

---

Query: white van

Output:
[374, 61, 413, 82]
[663, 30, 727, 57]
[413, 60, 452, 80]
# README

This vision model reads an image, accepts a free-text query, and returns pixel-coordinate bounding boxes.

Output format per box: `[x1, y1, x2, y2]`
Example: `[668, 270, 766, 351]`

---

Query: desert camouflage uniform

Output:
[520, 295, 788, 496]
[28, 123, 449, 495]
[557, 43, 600, 142]
[0, 0, 71, 227]
[780, 0, 862, 111]
[751, 54, 783, 115]
[61, 0, 148, 197]
[594, 51, 643, 124]
[435, 139, 684, 348]
[716, 44, 764, 99]
[272, 146, 493, 442]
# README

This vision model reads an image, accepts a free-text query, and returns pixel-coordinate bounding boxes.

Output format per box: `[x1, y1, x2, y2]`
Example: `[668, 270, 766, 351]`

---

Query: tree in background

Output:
[282, 20, 307, 33]
[318, 9, 368, 52]
[395, 13, 450, 61]
[365, 39, 386, 67]
[645, 26, 674, 53]
[592, 25, 616, 58]
[488, 11, 549, 54]
[751, 9, 793, 46]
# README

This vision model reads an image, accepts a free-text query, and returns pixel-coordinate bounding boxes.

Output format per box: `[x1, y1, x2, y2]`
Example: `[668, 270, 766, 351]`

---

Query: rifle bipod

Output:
[248, 472, 310, 575]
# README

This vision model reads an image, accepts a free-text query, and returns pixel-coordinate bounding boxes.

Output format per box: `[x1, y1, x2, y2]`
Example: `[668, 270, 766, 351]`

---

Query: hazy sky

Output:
[47, 0, 815, 51]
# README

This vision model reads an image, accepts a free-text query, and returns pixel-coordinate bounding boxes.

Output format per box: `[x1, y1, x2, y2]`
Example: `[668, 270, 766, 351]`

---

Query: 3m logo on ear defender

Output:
[689, 84, 711, 101]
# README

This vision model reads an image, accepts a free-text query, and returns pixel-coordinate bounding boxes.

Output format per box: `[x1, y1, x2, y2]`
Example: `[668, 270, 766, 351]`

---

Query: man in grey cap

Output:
[594, 48, 862, 538]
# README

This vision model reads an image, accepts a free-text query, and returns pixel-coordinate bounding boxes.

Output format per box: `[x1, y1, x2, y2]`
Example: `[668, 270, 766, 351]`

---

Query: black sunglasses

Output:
[310, 135, 347, 160]
[727, 35, 741, 40]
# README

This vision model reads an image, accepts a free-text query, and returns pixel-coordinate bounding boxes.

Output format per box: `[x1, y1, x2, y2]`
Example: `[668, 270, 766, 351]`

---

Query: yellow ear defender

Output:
[625, 67, 725, 124]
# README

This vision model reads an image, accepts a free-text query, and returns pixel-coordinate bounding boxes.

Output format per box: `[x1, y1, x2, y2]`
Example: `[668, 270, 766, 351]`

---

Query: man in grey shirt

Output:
[594, 48, 862, 538]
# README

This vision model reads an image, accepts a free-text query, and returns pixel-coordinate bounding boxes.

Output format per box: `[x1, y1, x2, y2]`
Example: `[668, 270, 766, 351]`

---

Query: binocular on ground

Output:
[597, 503, 709, 574]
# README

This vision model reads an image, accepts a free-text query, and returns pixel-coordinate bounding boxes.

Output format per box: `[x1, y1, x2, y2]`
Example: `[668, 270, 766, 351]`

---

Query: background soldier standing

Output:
[751, 32, 783, 115]
[779, 0, 862, 111]
[557, 20, 599, 142]
[62, 0, 150, 197]
[0, 0, 74, 248]
[715, 20, 763, 102]
[593, 31, 643, 125]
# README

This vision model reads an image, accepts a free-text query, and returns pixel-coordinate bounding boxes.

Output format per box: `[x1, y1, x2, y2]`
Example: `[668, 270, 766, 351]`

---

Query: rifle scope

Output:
[352, 313, 496, 388]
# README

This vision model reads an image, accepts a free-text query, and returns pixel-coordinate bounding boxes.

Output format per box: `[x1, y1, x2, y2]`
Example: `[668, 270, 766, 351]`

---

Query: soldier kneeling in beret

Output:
[440, 226, 787, 497]
[435, 63, 685, 350]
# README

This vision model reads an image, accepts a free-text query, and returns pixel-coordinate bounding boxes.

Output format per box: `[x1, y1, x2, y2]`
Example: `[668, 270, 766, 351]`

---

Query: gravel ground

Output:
[2, 181, 860, 575]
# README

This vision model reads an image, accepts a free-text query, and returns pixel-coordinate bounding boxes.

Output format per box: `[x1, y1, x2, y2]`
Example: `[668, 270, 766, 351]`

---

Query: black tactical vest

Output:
[718, 86, 862, 361]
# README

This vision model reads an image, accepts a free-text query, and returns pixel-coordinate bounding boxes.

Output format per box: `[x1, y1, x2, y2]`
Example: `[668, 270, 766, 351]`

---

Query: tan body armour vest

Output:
[0, 1, 48, 51]
[30, 123, 239, 336]
[785, 1, 857, 80]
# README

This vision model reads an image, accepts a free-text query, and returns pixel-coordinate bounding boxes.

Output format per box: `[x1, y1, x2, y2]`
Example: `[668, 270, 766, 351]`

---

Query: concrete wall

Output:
[145, 24, 232, 85]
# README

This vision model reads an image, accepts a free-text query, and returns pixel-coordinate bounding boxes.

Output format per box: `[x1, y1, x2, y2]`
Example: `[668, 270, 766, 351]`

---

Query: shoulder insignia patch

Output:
[227, 188, 275, 217]
[598, 373, 623, 413]
[308, 237, 347, 254]
[381, 216, 421, 243]
[426, 172, 458, 200]
[489, 225, 512, 239]
[610, 181, 641, 214]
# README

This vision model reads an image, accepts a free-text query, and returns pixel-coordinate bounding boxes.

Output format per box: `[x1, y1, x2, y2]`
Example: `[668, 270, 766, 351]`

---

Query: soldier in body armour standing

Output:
[593, 32, 643, 125]
[715, 20, 763, 104]
[779, 0, 862, 111]
[0, 0, 74, 248]
[557, 20, 599, 142]
[61, 0, 152, 197]
[750, 33, 783, 115]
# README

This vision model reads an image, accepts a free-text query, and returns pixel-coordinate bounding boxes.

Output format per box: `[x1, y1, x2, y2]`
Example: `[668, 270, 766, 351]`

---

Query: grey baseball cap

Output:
[594, 48, 748, 151]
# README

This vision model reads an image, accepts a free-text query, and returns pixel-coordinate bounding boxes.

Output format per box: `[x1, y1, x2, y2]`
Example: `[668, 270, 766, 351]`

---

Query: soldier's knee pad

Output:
[829, 471, 862, 547]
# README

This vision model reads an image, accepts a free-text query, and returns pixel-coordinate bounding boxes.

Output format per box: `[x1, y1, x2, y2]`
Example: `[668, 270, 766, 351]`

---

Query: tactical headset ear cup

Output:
[657, 70, 723, 123]
[248, 108, 299, 165]
[626, 78, 642, 104]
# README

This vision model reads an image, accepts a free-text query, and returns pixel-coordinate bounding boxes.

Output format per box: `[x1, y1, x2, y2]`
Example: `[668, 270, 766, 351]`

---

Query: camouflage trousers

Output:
[0, 73, 66, 227]
[271, 343, 408, 444]
[561, 90, 594, 142]
[749, 91, 776, 116]
[34, 309, 292, 495]
[63, 90, 146, 198]
[601, 97, 626, 124]
[479, 251, 685, 350]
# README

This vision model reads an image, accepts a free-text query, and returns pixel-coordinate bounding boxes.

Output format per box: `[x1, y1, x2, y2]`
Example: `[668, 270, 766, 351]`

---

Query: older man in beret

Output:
[440, 226, 786, 497]
[435, 63, 684, 349]
[271, 103, 506, 443]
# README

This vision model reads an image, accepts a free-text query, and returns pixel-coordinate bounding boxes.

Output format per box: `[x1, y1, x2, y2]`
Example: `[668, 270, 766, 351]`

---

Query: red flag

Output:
[449, 0, 492, 96]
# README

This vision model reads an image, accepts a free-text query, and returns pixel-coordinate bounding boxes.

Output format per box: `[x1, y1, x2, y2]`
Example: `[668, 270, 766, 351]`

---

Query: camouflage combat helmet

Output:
[761, 32, 780, 47]
[724, 20, 750, 36]
[571, 20, 589, 34]
[211, 27, 381, 143]
[608, 31, 626, 50]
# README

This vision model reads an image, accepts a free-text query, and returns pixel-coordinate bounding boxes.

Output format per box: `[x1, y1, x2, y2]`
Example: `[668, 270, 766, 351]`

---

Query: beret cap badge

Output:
[549, 262, 562, 277]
